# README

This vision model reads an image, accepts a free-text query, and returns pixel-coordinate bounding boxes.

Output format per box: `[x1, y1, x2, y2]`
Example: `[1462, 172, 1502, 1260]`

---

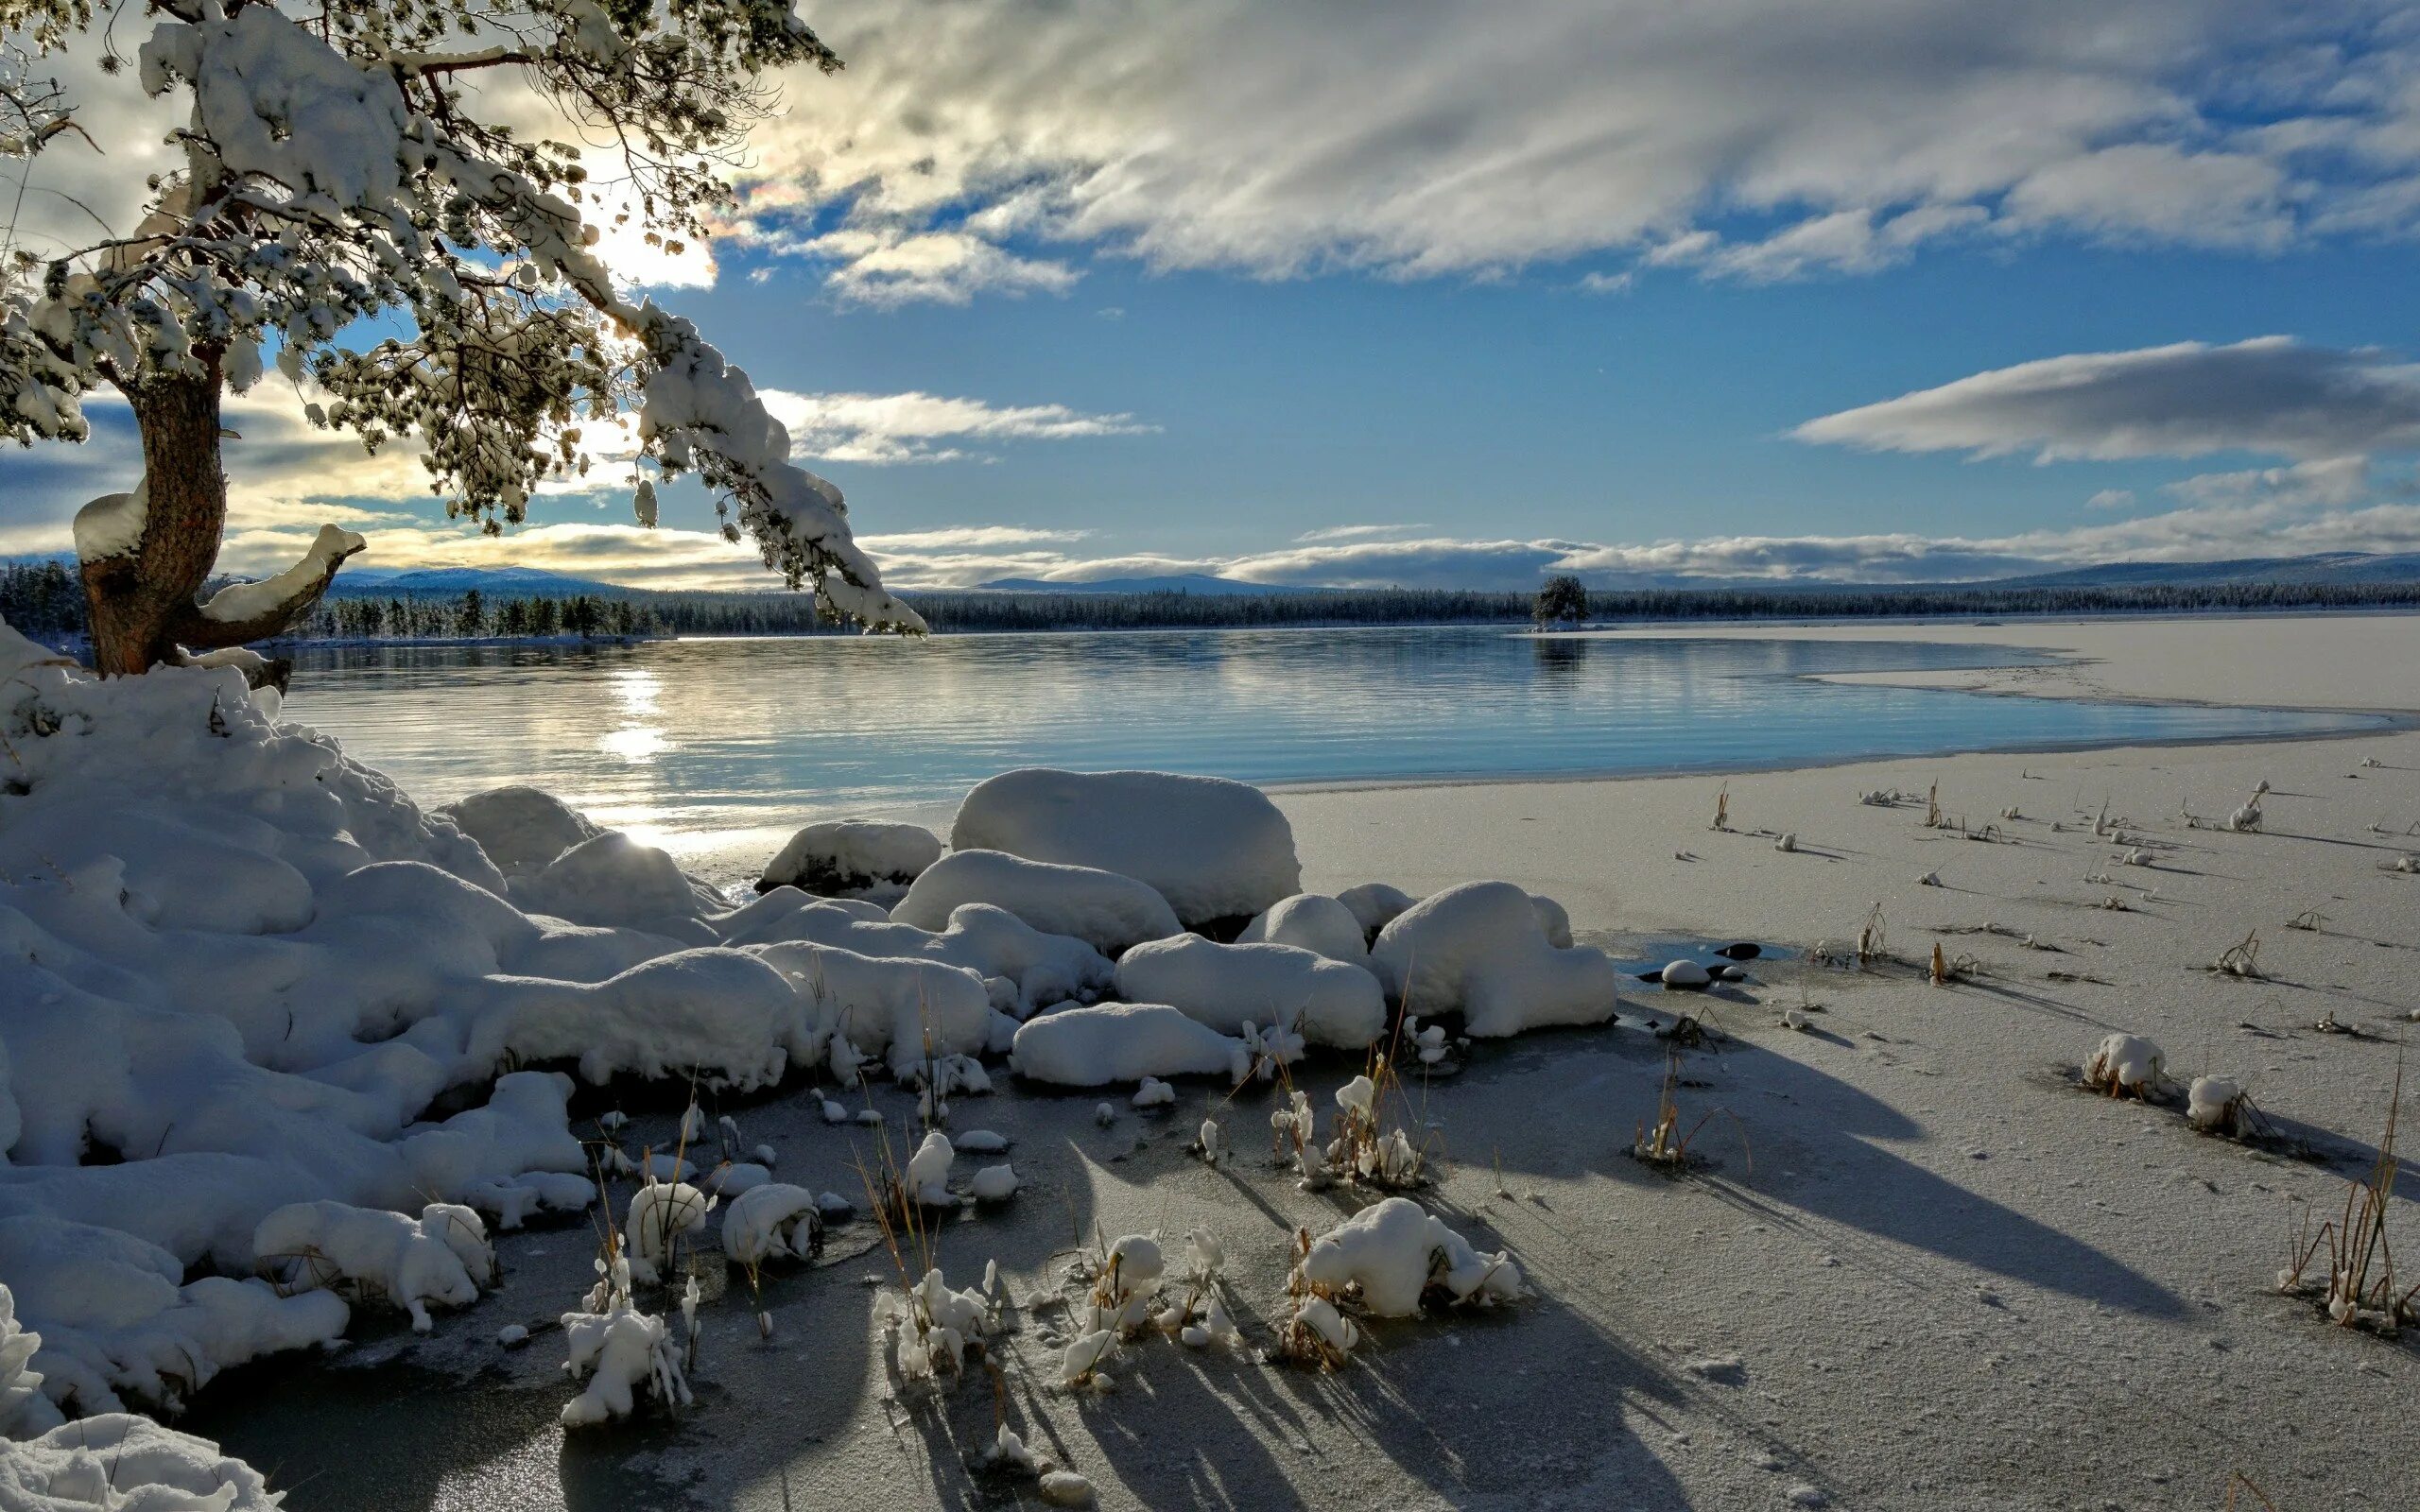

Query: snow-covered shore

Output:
[5, 613, 2417, 1510]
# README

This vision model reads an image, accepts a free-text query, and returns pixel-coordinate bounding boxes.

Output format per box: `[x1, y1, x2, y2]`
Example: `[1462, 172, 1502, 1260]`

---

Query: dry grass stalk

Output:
[1855, 902, 1889, 969]
[1711, 782, 1730, 832]
[1924, 782, 1943, 829]
[2276, 1058, 2419, 1332]
[2213, 931, 2262, 979]
[1631, 1051, 1751, 1174]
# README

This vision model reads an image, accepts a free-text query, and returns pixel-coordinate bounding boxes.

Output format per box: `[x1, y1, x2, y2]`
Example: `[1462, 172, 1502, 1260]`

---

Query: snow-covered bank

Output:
[0, 622, 1628, 1481]
[9, 611, 2420, 1512]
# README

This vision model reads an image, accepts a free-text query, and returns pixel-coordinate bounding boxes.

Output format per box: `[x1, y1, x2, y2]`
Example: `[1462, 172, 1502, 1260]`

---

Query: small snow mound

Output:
[2187, 1074, 2247, 1134]
[2083, 1033, 2165, 1098]
[1298, 1196, 1521, 1317]
[721, 1183, 823, 1267]
[950, 768, 1301, 927]
[561, 1304, 689, 1426]
[757, 820, 942, 896]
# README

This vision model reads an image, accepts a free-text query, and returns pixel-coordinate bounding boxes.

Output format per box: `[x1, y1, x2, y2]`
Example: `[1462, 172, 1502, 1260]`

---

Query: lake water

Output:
[285, 626, 2376, 866]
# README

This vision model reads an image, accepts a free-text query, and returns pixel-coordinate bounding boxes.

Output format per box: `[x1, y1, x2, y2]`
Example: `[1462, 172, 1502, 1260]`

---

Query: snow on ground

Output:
[9, 614, 2420, 1511]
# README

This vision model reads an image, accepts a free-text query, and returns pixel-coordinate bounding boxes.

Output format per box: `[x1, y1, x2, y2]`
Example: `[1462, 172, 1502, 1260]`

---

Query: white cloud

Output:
[713, 0, 2420, 296]
[758, 390, 1154, 464]
[763, 226, 1080, 307]
[1794, 338, 2420, 463]
[1292, 523, 1433, 543]
[2085, 489, 2137, 510]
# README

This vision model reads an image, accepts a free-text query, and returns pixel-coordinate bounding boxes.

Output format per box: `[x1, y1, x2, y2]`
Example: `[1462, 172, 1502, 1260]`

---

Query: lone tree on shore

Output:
[0, 0, 920, 679]
[1533, 574, 1588, 627]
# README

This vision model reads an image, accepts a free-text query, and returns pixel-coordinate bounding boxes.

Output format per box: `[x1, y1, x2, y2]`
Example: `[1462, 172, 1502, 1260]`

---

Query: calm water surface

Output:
[284, 627, 2375, 859]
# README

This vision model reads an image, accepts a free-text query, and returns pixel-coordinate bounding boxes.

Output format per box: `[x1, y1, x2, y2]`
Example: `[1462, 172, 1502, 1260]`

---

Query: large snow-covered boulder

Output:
[1114, 936, 1387, 1050]
[510, 832, 724, 944]
[756, 820, 942, 897]
[1009, 1004, 1250, 1087]
[950, 768, 1301, 928]
[892, 850, 1181, 955]
[1236, 893, 1370, 963]
[436, 784, 601, 878]
[1371, 881, 1620, 1037]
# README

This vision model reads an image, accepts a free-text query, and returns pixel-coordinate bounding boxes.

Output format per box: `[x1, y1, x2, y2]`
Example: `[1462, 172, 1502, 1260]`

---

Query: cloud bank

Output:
[715, 0, 2420, 302]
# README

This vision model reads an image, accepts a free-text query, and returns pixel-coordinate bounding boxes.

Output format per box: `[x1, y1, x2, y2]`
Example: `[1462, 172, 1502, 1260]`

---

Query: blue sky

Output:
[9, 0, 2420, 591]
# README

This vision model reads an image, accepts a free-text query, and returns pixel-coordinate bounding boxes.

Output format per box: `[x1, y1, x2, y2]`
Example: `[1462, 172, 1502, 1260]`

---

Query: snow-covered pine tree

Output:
[0, 0, 922, 678]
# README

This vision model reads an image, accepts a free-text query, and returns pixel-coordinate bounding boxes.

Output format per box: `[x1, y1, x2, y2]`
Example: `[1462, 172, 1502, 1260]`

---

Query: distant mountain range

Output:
[19, 551, 2420, 601]
[971, 573, 1334, 596]
[1979, 552, 2420, 590]
[331, 565, 629, 597]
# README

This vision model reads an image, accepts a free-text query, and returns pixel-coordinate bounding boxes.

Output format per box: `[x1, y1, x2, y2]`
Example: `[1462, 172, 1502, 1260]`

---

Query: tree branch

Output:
[169, 524, 364, 651]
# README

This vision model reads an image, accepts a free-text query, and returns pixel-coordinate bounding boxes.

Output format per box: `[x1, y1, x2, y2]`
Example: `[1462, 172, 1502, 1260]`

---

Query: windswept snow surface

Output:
[950, 769, 1302, 927]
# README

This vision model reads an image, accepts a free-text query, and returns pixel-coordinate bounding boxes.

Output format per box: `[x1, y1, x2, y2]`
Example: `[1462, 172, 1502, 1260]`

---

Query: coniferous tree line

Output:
[9, 558, 2420, 648]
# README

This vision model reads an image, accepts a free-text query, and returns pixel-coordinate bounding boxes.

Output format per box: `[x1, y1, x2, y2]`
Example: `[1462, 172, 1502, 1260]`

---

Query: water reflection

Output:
[285, 627, 2376, 851]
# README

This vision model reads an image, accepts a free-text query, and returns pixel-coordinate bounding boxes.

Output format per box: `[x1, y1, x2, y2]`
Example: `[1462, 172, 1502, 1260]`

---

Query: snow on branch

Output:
[6, 0, 915, 630]
[184, 523, 366, 644]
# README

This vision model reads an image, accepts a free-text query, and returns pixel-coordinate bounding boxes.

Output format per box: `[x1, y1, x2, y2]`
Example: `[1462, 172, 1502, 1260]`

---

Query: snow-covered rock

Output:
[757, 820, 942, 897]
[720, 1184, 822, 1268]
[1113, 936, 1387, 1050]
[1370, 881, 1620, 1037]
[725, 897, 1111, 1014]
[0, 1411, 283, 1509]
[510, 831, 724, 944]
[1236, 893, 1371, 963]
[0, 1219, 348, 1419]
[252, 1200, 492, 1333]
[1298, 1197, 1522, 1316]
[950, 768, 1301, 927]
[750, 941, 992, 1078]
[1335, 883, 1419, 940]
[435, 784, 601, 879]
[892, 850, 1182, 955]
[1009, 1004, 1251, 1087]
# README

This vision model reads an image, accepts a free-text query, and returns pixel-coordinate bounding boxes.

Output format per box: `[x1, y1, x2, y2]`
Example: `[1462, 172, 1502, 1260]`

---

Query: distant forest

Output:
[7, 557, 2420, 648]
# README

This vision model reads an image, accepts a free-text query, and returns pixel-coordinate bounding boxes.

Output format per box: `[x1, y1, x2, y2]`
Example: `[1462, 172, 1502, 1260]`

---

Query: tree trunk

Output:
[81, 365, 232, 676]
[80, 359, 357, 679]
